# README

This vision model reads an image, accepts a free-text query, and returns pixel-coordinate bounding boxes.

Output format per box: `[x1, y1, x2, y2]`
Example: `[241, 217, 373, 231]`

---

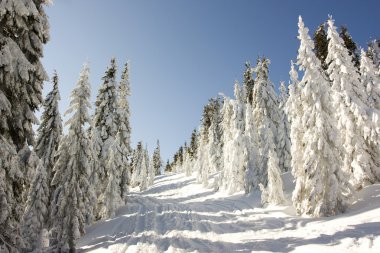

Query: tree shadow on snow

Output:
[78, 222, 380, 253]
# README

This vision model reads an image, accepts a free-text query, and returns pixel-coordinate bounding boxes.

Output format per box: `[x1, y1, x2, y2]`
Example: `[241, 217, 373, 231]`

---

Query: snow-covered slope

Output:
[78, 173, 380, 253]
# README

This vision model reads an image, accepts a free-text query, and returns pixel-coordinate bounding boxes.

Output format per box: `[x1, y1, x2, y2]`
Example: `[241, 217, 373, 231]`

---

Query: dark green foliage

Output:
[201, 97, 222, 142]
[339, 26, 360, 68]
[313, 23, 328, 70]
[165, 160, 172, 172]
[243, 62, 255, 104]
[189, 129, 198, 159]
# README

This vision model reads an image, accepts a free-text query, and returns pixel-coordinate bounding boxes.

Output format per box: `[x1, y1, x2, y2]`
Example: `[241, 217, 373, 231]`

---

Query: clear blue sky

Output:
[41, 0, 380, 162]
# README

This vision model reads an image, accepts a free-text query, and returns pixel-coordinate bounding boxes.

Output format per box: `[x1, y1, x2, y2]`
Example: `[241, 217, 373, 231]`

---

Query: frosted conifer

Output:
[99, 133, 123, 219]
[327, 17, 377, 189]
[92, 58, 119, 190]
[277, 82, 292, 172]
[251, 58, 280, 189]
[117, 62, 132, 202]
[292, 16, 351, 217]
[0, 1, 50, 250]
[259, 129, 285, 206]
[35, 72, 62, 196]
[49, 64, 96, 251]
[22, 161, 49, 252]
[152, 140, 163, 176]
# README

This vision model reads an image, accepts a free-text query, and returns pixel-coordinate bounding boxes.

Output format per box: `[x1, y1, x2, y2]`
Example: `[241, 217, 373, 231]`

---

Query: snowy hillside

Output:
[78, 173, 380, 253]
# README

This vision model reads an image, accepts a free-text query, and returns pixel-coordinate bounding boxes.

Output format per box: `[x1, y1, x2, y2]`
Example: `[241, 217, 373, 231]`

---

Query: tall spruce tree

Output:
[339, 26, 360, 68]
[99, 133, 123, 219]
[313, 23, 328, 70]
[277, 82, 292, 172]
[243, 62, 255, 104]
[21, 161, 49, 252]
[152, 140, 162, 176]
[327, 17, 376, 189]
[35, 71, 63, 196]
[130, 142, 144, 187]
[0, 1, 50, 251]
[92, 58, 119, 191]
[251, 57, 280, 189]
[117, 62, 132, 202]
[292, 16, 351, 217]
[49, 64, 96, 252]
[259, 128, 285, 206]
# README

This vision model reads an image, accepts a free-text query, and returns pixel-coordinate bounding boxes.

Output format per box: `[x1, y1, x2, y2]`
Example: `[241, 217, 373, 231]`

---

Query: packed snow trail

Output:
[78, 173, 380, 252]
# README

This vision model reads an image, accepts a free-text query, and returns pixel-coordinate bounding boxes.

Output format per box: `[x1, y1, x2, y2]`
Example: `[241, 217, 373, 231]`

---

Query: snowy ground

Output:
[78, 173, 380, 253]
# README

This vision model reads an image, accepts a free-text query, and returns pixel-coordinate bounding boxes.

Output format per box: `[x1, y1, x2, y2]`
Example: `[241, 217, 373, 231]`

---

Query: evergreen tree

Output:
[92, 58, 119, 191]
[327, 17, 377, 189]
[147, 155, 156, 187]
[339, 26, 360, 68]
[35, 71, 63, 197]
[21, 161, 49, 252]
[0, 1, 50, 251]
[189, 129, 199, 160]
[243, 62, 255, 104]
[165, 160, 172, 172]
[152, 140, 163, 175]
[244, 102, 259, 193]
[117, 62, 132, 203]
[360, 49, 380, 111]
[277, 82, 292, 172]
[259, 129, 285, 206]
[219, 96, 247, 194]
[367, 40, 380, 67]
[292, 16, 351, 217]
[251, 57, 280, 189]
[139, 147, 150, 191]
[359, 49, 380, 183]
[49, 64, 96, 252]
[313, 23, 328, 70]
[130, 142, 144, 187]
[99, 134, 123, 219]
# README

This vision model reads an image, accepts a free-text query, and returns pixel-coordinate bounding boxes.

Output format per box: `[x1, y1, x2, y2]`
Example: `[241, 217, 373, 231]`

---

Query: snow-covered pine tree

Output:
[0, 0, 49, 150]
[285, 61, 304, 182]
[130, 142, 144, 187]
[244, 102, 259, 194]
[359, 49, 380, 182]
[277, 82, 292, 172]
[152, 140, 163, 176]
[313, 22, 328, 70]
[339, 26, 360, 69]
[35, 71, 62, 197]
[99, 133, 123, 219]
[92, 58, 119, 191]
[189, 129, 199, 162]
[218, 97, 233, 191]
[327, 17, 378, 189]
[367, 40, 380, 67]
[0, 1, 50, 251]
[207, 98, 223, 177]
[251, 57, 280, 189]
[219, 86, 247, 194]
[21, 161, 49, 252]
[360, 49, 380, 112]
[259, 128, 285, 206]
[243, 62, 255, 105]
[49, 64, 96, 251]
[139, 147, 150, 191]
[292, 16, 351, 217]
[147, 155, 155, 187]
[117, 62, 132, 203]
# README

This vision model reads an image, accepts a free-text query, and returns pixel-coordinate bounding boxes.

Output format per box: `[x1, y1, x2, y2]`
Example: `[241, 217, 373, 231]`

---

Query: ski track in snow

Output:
[78, 173, 380, 253]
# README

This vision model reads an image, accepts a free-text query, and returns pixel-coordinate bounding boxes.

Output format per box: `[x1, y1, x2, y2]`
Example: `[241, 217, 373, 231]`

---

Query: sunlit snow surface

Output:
[78, 172, 380, 252]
